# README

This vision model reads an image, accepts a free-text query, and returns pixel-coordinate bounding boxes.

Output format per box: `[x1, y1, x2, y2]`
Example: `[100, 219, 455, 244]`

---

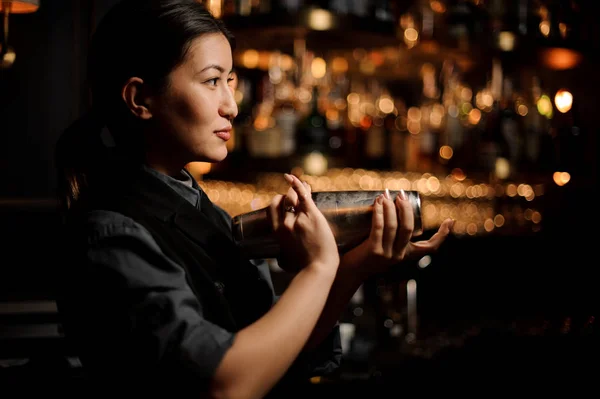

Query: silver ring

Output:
[284, 205, 296, 213]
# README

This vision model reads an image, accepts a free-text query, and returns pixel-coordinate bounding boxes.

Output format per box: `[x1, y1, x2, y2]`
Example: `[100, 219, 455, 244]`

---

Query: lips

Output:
[214, 126, 232, 141]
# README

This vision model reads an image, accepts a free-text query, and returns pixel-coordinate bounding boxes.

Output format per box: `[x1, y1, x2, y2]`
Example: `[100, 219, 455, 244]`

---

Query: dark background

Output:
[0, 0, 597, 387]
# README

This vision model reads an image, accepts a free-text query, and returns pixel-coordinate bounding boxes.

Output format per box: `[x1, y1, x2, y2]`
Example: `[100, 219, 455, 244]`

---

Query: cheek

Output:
[173, 92, 213, 129]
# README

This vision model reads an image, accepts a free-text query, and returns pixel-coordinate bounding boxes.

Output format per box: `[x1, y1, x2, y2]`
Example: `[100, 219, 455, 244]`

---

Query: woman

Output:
[55, 0, 454, 397]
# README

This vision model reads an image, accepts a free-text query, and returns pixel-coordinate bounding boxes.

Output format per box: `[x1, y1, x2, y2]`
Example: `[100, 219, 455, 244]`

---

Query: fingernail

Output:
[384, 188, 391, 200]
[376, 194, 384, 212]
[398, 189, 407, 201]
[284, 173, 293, 183]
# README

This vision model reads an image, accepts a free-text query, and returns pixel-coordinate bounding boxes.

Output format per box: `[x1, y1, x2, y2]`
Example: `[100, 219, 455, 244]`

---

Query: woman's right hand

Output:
[267, 173, 339, 274]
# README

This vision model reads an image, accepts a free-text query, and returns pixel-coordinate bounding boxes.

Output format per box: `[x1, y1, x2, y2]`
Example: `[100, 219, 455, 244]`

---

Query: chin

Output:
[214, 149, 229, 162]
[203, 150, 228, 163]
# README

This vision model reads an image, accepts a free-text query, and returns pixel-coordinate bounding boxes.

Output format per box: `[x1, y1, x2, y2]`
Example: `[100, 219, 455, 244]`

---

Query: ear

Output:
[121, 77, 153, 120]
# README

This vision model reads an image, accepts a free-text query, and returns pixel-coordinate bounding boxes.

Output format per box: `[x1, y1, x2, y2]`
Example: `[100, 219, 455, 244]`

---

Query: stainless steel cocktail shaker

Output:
[231, 190, 423, 259]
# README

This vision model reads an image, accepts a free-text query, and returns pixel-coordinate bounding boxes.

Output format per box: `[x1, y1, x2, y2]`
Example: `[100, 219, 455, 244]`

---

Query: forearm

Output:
[210, 265, 336, 399]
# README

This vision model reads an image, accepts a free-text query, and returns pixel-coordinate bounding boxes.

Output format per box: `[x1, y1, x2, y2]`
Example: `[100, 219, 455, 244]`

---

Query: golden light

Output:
[517, 104, 528, 116]
[495, 157, 510, 180]
[1, 47, 16, 69]
[331, 57, 349, 74]
[358, 59, 376, 75]
[378, 96, 395, 114]
[537, 95, 553, 118]
[280, 54, 294, 71]
[257, 51, 270, 70]
[205, 0, 221, 18]
[460, 87, 473, 102]
[430, 0, 446, 13]
[559, 22, 568, 38]
[325, 108, 339, 121]
[468, 108, 481, 125]
[539, 21, 550, 36]
[369, 51, 385, 67]
[0, 0, 40, 70]
[430, 104, 444, 128]
[311, 57, 327, 79]
[241, 49, 259, 69]
[0, 0, 40, 13]
[540, 47, 582, 70]
[307, 8, 334, 31]
[407, 107, 421, 121]
[554, 89, 573, 113]
[553, 171, 571, 186]
[494, 214, 505, 227]
[253, 115, 270, 131]
[234, 89, 244, 104]
[407, 120, 421, 134]
[346, 92, 360, 105]
[498, 31, 516, 51]
[404, 27, 419, 42]
[451, 168, 466, 181]
[439, 145, 453, 160]
[404, 27, 419, 48]
[186, 162, 212, 180]
[303, 152, 328, 176]
[196, 168, 544, 237]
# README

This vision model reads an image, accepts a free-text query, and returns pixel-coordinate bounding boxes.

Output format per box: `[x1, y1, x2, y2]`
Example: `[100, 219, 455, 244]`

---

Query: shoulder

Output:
[68, 208, 159, 249]
[61, 208, 186, 285]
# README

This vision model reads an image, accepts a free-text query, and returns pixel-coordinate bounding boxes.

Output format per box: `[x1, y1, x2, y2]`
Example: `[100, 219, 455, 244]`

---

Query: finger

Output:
[268, 194, 285, 232]
[408, 218, 454, 259]
[282, 174, 303, 230]
[368, 194, 385, 249]
[381, 194, 398, 256]
[284, 173, 315, 212]
[392, 190, 415, 258]
[303, 180, 312, 195]
[282, 202, 296, 230]
[283, 185, 299, 210]
[281, 190, 298, 230]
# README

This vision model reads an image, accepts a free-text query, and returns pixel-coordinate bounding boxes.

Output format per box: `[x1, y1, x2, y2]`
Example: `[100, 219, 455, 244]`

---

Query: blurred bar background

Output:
[0, 0, 597, 388]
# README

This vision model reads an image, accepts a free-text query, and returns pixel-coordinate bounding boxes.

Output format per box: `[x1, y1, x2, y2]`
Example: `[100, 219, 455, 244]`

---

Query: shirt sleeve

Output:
[57, 210, 235, 384]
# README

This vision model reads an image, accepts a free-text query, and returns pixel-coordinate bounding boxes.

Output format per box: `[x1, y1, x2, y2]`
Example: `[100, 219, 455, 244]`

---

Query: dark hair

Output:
[55, 0, 235, 213]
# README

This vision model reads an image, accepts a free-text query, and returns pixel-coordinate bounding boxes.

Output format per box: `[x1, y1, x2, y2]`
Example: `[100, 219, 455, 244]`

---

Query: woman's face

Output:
[145, 33, 238, 175]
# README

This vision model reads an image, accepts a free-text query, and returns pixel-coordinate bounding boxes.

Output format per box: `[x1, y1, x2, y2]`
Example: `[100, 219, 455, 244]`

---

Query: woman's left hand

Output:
[341, 190, 454, 276]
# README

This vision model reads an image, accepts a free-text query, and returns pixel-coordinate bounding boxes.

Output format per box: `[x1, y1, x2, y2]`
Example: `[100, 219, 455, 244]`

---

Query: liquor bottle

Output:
[480, 95, 511, 178]
[231, 190, 423, 259]
[524, 75, 553, 172]
[296, 85, 329, 156]
[273, 99, 298, 157]
[479, 59, 512, 178]
[498, 77, 523, 175]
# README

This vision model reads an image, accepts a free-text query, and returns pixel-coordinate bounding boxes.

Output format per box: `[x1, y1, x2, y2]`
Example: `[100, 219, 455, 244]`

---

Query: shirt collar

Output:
[141, 164, 203, 210]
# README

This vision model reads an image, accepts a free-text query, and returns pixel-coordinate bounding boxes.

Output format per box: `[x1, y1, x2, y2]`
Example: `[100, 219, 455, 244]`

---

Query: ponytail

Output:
[55, 109, 111, 214]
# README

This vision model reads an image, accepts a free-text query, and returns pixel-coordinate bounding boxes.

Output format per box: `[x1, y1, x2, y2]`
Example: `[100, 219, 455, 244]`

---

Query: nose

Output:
[219, 84, 238, 121]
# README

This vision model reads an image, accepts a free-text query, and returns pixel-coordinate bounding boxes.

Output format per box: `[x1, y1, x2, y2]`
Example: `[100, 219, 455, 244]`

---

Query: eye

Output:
[227, 73, 237, 90]
[205, 78, 219, 86]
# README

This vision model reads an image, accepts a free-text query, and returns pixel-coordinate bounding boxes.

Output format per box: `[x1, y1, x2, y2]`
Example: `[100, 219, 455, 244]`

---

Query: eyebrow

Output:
[197, 64, 235, 74]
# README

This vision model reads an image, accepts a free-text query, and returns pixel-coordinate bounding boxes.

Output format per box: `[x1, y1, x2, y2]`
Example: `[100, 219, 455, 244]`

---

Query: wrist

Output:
[303, 260, 338, 283]
[340, 249, 373, 280]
